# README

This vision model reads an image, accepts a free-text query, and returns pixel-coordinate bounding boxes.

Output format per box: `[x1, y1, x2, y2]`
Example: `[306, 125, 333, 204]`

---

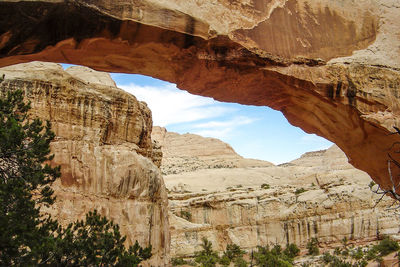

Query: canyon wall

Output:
[0, 1, 400, 192]
[154, 128, 400, 257]
[0, 62, 170, 266]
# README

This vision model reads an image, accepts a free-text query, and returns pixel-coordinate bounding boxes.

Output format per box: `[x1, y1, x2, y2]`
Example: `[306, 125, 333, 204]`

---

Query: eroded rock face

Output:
[0, 62, 170, 266]
[152, 126, 273, 175]
[160, 132, 399, 256]
[0, 1, 399, 194]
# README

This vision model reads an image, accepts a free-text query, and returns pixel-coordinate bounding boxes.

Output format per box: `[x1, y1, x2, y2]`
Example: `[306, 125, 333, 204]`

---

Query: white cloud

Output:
[191, 116, 257, 139]
[119, 82, 258, 141]
[193, 116, 257, 129]
[119, 83, 234, 126]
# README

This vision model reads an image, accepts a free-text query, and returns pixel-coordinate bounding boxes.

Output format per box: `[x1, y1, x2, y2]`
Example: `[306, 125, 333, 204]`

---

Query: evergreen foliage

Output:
[261, 183, 270, 189]
[219, 243, 247, 266]
[195, 238, 220, 267]
[306, 238, 320, 256]
[283, 243, 300, 259]
[321, 236, 400, 267]
[224, 244, 245, 261]
[253, 243, 299, 267]
[52, 210, 152, 266]
[0, 89, 61, 265]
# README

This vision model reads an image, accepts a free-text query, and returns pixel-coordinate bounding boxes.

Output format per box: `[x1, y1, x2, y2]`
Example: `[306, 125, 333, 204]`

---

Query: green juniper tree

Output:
[195, 238, 220, 267]
[0, 85, 151, 266]
[52, 210, 152, 266]
[0, 88, 60, 265]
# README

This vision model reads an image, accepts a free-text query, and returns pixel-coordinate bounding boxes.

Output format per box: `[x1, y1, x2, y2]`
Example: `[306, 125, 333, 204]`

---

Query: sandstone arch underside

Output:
[1, 0, 400, 191]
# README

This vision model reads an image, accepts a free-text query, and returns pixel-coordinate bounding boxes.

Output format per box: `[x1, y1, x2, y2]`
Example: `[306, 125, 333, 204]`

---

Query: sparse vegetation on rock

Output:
[195, 238, 220, 267]
[294, 187, 307, 195]
[261, 183, 270, 189]
[319, 236, 400, 266]
[306, 238, 320, 256]
[253, 243, 299, 267]
[174, 236, 400, 267]
[177, 210, 192, 221]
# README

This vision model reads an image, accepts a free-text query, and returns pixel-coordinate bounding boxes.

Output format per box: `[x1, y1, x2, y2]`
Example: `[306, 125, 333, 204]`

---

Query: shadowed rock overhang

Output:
[0, 0, 400, 192]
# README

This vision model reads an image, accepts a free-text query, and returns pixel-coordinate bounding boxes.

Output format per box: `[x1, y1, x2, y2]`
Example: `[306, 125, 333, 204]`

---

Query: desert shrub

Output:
[342, 237, 348, 247]
[219, 255, 230, 267]
[355, 260, 368, 267]
[172, 257, 188, 266]
[341, 248, 349, 256]
[283, 244, 300, 259]
[220, 243, 247, 266]
[375, 236, 400, 256]
[253, 243, 298, 267]
[350, 247, 364, 260]
[322, 252, 335, 263]
[224, 243, 246, 260]
[368, 181, 376, 189]
[306, 238, 319, 256]
[334, 247, 342, 255]
[365, 247, 377, 261]
[194, 238, 219, 267]
[178, 210, 192, 221]
[362, 236, 399, 262]
[295, 188, 307, 195]
[234, 257, 248, 267]
[271, 244, 283, 255]
[261, 183, 270, 189]
[330, 257, 353, 267]
[322, 251, 367, 267]
[319, 239, 398, 267]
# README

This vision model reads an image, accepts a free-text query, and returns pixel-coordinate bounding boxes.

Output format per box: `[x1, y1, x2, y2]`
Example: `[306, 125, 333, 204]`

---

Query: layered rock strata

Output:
[157, 130, 399, 257]
[0, 62, 170, 266]
[1, 1, 400, 192]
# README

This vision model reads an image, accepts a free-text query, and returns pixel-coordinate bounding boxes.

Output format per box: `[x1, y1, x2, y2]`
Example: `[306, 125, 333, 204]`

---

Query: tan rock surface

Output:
[65, 65, 117, 87]
[1, 1, 400, 192]
[152, 126, 274, 175]
[0, 62, 170, 266]
[159, 133, 399, 257]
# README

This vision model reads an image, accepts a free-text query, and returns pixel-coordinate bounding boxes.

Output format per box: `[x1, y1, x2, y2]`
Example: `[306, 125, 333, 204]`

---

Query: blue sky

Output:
[110, 73, 333, 164]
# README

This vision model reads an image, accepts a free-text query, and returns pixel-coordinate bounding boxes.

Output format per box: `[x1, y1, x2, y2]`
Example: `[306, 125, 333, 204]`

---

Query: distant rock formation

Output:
[0, 62, 170, 266]
[152, 126, 274, 175]
[156, 130, 399, 258]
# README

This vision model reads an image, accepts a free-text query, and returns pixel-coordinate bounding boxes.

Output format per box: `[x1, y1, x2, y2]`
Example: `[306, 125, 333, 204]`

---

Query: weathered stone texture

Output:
[0, 0, 400, 202]
[159, 130, 399, 257]
[0, 62, 170, 266]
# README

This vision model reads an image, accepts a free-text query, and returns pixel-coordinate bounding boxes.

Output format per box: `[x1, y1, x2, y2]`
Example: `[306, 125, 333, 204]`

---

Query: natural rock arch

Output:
[1, 0, 400, 190]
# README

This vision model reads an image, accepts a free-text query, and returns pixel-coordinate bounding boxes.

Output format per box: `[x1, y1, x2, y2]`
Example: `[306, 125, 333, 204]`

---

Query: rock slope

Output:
[1, 1, 400, 192]
[157, 130, 399, 258]
[152, 126, 273, 175]
[0, 62, 170, 266]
